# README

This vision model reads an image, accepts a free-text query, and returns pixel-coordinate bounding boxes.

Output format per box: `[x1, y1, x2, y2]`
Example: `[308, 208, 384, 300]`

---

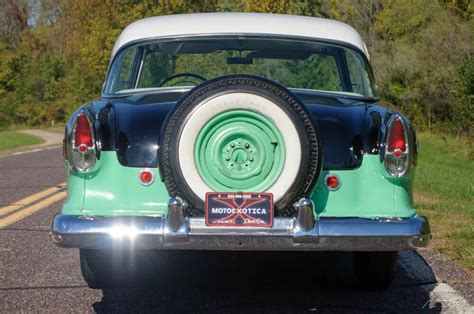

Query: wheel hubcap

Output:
[194, 109, 285, 191]
[230, 147, 248, 165]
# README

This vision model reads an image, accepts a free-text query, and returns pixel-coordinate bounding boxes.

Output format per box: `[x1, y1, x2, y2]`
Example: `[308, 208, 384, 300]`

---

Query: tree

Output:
[0, 0, 472, 136]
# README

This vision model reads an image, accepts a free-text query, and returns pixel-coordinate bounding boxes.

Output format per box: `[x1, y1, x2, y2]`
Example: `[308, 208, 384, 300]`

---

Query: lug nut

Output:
[249, 157, 254, 161]
[245, 143, 250, 148]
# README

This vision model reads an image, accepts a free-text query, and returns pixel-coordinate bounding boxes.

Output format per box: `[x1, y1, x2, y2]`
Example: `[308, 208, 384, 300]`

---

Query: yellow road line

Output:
[0, 183, 66, 216]
[0, 191, 67, 229]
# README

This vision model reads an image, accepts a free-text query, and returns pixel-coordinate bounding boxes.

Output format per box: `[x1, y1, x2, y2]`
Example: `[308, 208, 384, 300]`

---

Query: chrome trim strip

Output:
[51, 215, 430, 251]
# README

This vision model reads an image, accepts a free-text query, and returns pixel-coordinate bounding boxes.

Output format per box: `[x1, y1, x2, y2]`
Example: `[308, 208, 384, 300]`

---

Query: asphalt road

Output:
[0, 147, 472, 313]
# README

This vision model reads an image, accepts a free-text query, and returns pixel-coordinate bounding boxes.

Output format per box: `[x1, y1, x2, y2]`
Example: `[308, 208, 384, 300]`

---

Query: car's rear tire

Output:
[80, 249, 111, 289]
[159, 75, 322, 216]
[353, 251, 398, 290]
[79, 249, 164, 289]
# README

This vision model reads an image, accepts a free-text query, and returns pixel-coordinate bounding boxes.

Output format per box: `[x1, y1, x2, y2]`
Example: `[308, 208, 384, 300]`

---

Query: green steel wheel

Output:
[159, 75, 322, 216]
[194, 110, 285, 192]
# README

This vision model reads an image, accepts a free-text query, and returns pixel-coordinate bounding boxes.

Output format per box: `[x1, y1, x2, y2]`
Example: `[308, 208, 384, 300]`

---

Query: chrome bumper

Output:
[51, 199, 430, 251]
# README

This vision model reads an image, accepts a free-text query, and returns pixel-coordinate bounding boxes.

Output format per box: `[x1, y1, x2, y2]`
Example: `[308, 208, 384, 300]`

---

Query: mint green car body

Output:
[62, 153, 415, 219]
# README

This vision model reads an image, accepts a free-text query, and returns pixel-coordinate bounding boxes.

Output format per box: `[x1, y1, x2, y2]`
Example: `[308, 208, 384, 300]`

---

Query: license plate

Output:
[205, 192, 273, 227]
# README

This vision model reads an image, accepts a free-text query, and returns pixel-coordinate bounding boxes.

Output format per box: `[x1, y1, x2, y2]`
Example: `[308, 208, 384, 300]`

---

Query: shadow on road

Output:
[92, 251, 441, 313]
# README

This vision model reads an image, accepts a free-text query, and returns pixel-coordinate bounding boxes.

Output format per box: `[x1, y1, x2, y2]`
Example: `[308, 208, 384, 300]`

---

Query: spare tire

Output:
[159, 75, 322, 216]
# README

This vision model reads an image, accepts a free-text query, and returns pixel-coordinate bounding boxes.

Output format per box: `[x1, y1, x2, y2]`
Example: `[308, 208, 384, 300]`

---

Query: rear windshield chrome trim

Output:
[101, 34, 378, 99]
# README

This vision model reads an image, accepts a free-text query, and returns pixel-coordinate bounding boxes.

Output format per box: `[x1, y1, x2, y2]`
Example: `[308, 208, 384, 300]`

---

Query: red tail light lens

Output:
[384, 115, 410, 177]
[66, 111, 97, 173]
[324, 174, 341, 191]
[139, 169, 154, 186]
[74, 113, 93, 151]
[387, 118, 406, 154]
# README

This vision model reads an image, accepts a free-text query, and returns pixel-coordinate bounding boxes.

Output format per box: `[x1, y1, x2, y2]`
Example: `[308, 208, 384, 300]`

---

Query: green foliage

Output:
[367, 0, 473, 134]
[452, 55, 474, 136]
[0, 0, 472, 137]
[0, 41, 22, 94]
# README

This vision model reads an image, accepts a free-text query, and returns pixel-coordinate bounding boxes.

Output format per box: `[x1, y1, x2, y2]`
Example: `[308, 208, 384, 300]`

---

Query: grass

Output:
[0, 131, 45, 152]
[414, 132, 473, 274]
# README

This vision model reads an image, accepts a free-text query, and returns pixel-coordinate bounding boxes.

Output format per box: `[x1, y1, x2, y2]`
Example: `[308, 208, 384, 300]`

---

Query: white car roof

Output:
[112, 13, 369, 59]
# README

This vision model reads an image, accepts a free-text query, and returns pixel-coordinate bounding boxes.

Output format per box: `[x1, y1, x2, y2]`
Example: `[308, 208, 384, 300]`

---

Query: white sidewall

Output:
[178, 92, 302, 202]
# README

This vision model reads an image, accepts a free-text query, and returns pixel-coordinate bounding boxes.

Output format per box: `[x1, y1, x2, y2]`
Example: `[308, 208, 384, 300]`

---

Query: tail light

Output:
[74, 114, 93, 152]
[138, 169, 155, 186]
[324, 174, 341, 191]
[384, 115, 409, 177]
[67, 112, 97, 172]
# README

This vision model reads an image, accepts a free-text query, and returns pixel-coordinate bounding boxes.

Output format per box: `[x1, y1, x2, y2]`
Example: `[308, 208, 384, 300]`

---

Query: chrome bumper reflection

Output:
[51, 214, 430, 251]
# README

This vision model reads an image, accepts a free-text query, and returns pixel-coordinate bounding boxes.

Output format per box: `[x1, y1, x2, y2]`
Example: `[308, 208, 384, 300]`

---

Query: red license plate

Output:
[205, 192, 273, 227]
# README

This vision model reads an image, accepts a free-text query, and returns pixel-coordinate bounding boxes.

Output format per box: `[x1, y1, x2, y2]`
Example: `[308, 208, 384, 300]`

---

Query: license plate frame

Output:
[205, 192, 273, 227]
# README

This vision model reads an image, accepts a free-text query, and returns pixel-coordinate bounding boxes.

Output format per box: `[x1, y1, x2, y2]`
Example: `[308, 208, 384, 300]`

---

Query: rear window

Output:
[104, 36, 376, 98]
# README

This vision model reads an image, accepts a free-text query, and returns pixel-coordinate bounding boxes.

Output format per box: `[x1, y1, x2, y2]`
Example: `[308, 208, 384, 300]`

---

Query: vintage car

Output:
[51, 13, 431, 290]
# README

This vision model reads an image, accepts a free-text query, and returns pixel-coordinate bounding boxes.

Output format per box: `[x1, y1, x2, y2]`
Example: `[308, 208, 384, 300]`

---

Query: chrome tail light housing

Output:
[65, 110, 98, 173]
[383, 114, 410, 177]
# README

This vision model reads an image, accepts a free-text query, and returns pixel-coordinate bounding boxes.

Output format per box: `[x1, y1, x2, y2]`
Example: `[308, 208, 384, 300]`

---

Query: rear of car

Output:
[51, 13, 430, 290]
